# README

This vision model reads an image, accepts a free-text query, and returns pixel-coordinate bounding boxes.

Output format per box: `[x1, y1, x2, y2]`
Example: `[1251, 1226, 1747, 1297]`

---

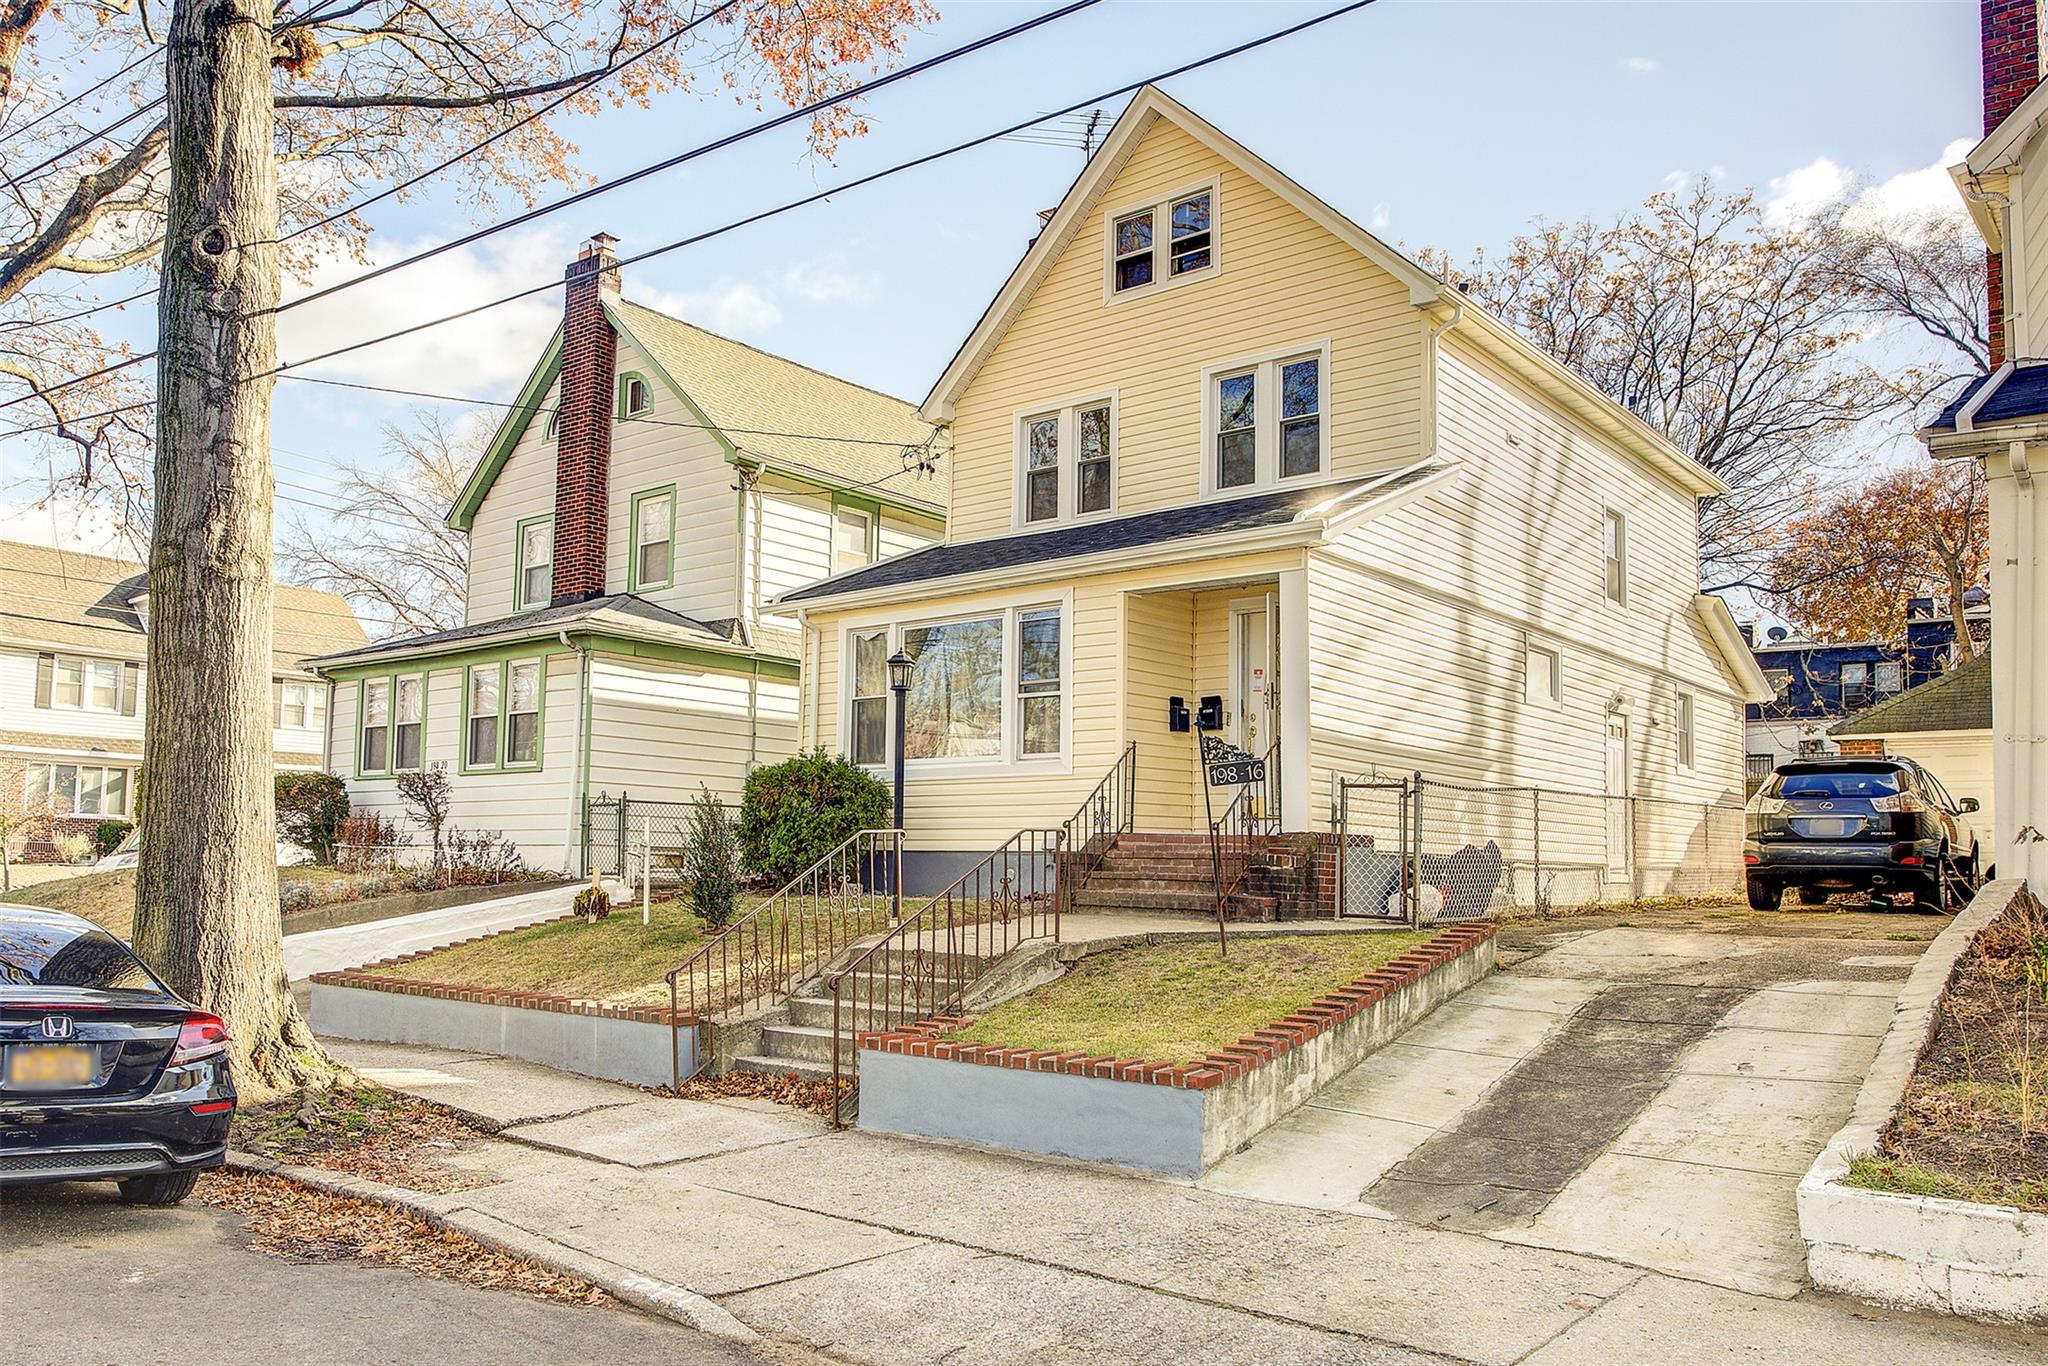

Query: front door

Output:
[1231, 598, 1275, 758]
[1604, 715, 1630, 883]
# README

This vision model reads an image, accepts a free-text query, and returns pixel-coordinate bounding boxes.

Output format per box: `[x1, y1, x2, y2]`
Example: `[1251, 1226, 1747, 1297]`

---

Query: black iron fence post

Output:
[614, 790, 630, 879]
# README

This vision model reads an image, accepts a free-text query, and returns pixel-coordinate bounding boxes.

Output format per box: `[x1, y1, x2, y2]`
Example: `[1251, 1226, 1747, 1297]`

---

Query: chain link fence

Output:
[584, 791, 733, 886]
[1337, 774, 1744, 923]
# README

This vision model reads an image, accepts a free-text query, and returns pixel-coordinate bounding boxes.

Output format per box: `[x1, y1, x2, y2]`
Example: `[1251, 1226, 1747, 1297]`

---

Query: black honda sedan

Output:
[1743, 757, 1985, 912]
[0, 903, 235, 1205]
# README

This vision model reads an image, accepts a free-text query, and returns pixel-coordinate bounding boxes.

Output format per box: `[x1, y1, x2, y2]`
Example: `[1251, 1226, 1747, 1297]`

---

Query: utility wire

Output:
[9, 0, 1382, 419]
[0, 45, 163, 152]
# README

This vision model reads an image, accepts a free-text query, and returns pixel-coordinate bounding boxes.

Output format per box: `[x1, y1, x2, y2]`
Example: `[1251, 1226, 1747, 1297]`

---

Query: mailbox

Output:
[1196, 695, 1224, 731]
[1168, 696, 1191, 733]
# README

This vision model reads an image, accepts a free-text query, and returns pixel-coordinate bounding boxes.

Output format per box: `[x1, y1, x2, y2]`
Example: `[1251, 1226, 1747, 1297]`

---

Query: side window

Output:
[834, 505, 875, 574]
[849, 630, 887, 765]
[517, 517, 553, 610]
[618, 374, 652, 418]
[1602, 510, 1627, 606]
[632, 489, 675, 591]
[1523, 640, 1560, 707]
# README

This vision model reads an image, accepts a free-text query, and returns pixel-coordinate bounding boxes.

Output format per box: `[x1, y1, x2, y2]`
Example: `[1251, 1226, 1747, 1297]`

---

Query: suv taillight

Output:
[1870, 793, 1926, 814]
[170, 1012, 229, 1065]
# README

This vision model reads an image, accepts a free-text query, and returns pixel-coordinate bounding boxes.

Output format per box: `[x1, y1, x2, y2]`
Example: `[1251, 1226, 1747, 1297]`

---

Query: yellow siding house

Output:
[781, 87, 1771, 897]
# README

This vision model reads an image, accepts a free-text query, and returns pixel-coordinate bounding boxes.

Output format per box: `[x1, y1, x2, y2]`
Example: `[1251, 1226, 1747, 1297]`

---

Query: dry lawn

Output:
[5, 866, 360, 938]
[948, 930, 1431, 1064]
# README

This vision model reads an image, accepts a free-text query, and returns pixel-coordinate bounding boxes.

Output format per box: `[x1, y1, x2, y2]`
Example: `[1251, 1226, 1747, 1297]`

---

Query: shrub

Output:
[278, 880, 317, 914]
[684, 785, 741, 927]
[395, 765, 454, 880]
[93, 819, 133, 856]
[738, 749, 891, 883]
[274, 772, 348, 862]
[336, 810, 407, 872]
[443, 827, 530, 886]
[50, 831, 95, 865]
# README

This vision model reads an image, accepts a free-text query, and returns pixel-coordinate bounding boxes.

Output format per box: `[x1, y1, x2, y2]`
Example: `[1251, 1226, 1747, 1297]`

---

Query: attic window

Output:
[1106, 181, 1218, 298]
[618, 373, 652, 419]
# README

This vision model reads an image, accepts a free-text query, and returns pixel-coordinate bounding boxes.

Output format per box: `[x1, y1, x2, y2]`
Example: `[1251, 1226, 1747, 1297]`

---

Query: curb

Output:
[225, 1150, 759, 1345]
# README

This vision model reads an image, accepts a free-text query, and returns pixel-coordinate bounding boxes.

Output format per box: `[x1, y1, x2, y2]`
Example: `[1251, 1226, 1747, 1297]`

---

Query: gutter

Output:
[1955, 360, 2013, 437]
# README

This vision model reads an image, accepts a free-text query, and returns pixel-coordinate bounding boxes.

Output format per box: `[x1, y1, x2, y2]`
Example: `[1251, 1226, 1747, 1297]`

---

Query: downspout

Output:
[2010, 440, 2037, 886]
[560, 628, 593, 876]
[748, 657, 761, 772]
[750, 471, 765, 636]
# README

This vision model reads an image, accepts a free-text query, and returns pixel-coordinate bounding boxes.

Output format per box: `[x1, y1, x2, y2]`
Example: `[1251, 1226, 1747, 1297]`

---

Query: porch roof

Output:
[778, 462, 1448, 608]
[304, 593, 793, 672]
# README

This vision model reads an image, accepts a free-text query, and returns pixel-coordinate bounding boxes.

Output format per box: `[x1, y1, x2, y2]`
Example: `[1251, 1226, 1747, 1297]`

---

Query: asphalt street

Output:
[0, 1180, 761, 1366]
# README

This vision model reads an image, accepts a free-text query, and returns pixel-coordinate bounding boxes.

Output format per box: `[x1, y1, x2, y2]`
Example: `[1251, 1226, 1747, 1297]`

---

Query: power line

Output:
[0, 0, 1103, 342]
[0, 45, 162, 153]
[5, 95, 166, 188]
[9, 0, 1384, 420]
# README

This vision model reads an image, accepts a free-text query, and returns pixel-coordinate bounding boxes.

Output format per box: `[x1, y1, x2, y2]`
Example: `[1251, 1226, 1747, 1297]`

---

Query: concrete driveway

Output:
[282, 882, 586, 981]
[1201, 910, 1934, 1296]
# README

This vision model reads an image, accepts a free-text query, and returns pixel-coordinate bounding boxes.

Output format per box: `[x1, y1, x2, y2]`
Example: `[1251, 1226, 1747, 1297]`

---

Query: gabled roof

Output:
[448, 299, 940, 531]
[917, 85, 1725, 500]
[0, 538, 367, 673]
[1923, 362, 2048, 432]
[1830, 650, 1992, 737]
[779, 461, 1455, 608]
[305, 592, 793, 671]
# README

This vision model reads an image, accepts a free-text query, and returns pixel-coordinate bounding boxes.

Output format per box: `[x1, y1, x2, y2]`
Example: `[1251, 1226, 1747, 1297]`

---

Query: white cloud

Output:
[1766, 138, 1976, 230]
[0, 496, 136, 556]
[646, 278, 785, 336]
[639, 248, 884, 339]
[1368, 202, 1392, 232]
[779, 252, 880, 306]
[1622, 56, 1660, 76]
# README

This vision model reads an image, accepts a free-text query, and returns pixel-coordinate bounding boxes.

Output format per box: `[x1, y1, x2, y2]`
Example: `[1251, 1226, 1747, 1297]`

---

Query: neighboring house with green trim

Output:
[306, 237, 944, 873]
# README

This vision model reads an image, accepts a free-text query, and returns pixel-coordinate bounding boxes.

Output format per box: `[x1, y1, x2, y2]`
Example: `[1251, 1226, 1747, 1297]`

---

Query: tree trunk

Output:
[137, 0, 336, 1098]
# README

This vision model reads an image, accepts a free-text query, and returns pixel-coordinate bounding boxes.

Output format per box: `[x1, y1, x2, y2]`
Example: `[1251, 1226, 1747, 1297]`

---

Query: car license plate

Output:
[4, 1044, 95, 1089]
[1793, 817, 1858, 839]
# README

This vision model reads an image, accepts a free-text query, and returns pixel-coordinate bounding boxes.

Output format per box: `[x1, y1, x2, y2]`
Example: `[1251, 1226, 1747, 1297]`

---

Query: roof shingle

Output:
[1830, 651, 1992, 736]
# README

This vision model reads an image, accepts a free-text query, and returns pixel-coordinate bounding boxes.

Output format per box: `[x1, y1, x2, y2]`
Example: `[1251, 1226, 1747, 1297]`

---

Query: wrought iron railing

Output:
[664, 828, 902, 1085]
[827, 827, 1066, 1126]
[1059, 742, 1137, 914]
[1208, 740, 1281, 915]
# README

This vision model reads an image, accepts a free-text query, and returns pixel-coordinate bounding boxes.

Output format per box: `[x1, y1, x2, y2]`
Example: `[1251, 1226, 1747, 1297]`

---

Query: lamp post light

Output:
[887, 649, 913, 921]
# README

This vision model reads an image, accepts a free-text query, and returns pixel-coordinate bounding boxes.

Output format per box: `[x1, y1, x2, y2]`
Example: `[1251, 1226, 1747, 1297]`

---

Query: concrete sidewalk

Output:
[283, 882, 589, 980]
[325, 1036, 2042, 1364]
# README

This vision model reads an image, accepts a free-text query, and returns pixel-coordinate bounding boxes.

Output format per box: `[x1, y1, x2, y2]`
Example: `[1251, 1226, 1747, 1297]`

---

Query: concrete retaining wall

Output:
[858, 925, 1494, 1177]
[1796, 879, 2046, 1322]
[313, 981, 692, 1089]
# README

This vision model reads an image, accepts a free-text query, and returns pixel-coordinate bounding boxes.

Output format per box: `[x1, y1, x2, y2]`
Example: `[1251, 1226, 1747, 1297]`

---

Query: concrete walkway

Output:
[282, 882, 587, 981]
[326, 1034, 2042, 1363]
[1202, 926, 1919, 1297]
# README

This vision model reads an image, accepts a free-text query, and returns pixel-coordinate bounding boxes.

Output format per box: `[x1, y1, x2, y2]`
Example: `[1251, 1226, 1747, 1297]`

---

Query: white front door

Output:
[1604, 715, 1630, 883]
[1231, 599, 1275, 759]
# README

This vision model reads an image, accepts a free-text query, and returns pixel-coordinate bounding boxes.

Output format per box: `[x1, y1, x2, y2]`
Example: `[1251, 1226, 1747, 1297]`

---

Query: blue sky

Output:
[2, 1, 1987, 550]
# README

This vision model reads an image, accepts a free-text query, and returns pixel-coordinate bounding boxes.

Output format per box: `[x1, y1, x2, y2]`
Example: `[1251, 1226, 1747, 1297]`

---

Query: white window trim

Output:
[1101, 176, 1220, 305]
[25, 761, 135, 818]
[1010, 389, 1118, 530]
[1602, 508, 1629, 608]
[1675, 688, 1697, 770]
[1200, 341, 1334, 497]
[1523, 635, 1562, 709]
[834, 504, 877, 575]
[837, 588, 1075, 780]
[49, 654, 124, 714]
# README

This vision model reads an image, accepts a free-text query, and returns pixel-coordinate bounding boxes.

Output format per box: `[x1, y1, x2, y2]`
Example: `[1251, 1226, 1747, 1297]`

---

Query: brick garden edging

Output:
[856, 921, 1496, 1175]
[308, 915, 695, 1087]
[1797, 879, 2047, 1323]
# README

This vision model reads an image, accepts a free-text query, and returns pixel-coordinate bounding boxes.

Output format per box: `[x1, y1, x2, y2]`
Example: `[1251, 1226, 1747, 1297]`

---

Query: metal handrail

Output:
[1059, 742, 1137, 915]
[1209, 739, 1281, 914]
[663, 827, 902, 1087]
[827, 827, 1066, 1126]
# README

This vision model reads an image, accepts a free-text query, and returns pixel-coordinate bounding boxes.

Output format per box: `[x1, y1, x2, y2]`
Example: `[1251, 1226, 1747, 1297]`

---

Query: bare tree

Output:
[1420, 181, 1895, 578]
[1819, 202, 1992, 410]
[280, 408, 474, 636]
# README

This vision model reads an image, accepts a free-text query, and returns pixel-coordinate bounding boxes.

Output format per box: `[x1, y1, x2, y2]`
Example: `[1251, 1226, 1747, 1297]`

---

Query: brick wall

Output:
[552, 238, 620, 604]
[1983, 0, 2041, 365]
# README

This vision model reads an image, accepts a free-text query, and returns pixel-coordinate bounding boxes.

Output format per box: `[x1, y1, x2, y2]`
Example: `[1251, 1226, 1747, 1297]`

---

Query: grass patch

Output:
[362, 895, 751, 1004]
[947, 931, 1431, 1064]
[6, 866, 362, 938]
[1845, 1153, 2048, 1213]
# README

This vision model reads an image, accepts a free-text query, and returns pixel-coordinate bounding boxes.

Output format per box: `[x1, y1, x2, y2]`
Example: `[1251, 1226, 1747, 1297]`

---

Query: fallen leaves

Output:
[236, 1084, 496, 1194]
[654, 1069, 848, 1116]
[199, 1171, 613, 1307]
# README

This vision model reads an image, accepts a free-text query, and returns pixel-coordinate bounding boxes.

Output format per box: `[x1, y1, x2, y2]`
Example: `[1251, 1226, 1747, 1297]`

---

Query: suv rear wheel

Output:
[1746, 878, 1782, 911]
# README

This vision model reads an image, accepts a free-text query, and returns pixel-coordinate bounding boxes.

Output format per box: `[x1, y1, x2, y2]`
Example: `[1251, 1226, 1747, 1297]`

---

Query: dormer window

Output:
[1016, 395, 1115, 526]
[1106, 181, 1217, 299]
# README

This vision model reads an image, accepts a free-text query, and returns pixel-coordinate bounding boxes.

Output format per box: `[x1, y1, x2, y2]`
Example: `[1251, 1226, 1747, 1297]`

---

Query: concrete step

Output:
[1087, 869, 1221, 889]
[787, 994, 937, 1031]
[757, 1023, 839, 1066]
[1072, 887, 1222, 913]
[728, 1052, 836, 1084]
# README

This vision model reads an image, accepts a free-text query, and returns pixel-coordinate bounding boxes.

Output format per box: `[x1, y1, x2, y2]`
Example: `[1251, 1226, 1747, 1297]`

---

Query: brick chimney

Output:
[1983, 2, 2043, 365]
[552, 233, 622, 604]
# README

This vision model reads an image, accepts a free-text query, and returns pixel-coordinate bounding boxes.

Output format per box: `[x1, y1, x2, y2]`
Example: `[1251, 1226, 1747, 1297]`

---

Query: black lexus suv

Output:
[1, 904, 235, 1205]
[1744, 757, 1985, 912]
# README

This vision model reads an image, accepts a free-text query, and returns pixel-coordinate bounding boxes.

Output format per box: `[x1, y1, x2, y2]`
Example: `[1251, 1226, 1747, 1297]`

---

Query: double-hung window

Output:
[277, 679, 328, 732]
[393, 675, 424, 771]
[631, 487, 674, 590]
[1017, 397, 1114, 525]
[849, 630, 888, 765]
[1107, 183, 1217, 297]
[361, 679, 391, 773]
[834, 504, 875, 574]
[1675, 690, 1696, 769]
[506, 661, 542, 766]
[1602, 510, 1628, 606]
[847, 601, 1067, 771]
[517, 517, 553, 610]
[466, 665, 500, 768]
[1205, 346, 1328, 493]
[48, 655, 122, 712]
